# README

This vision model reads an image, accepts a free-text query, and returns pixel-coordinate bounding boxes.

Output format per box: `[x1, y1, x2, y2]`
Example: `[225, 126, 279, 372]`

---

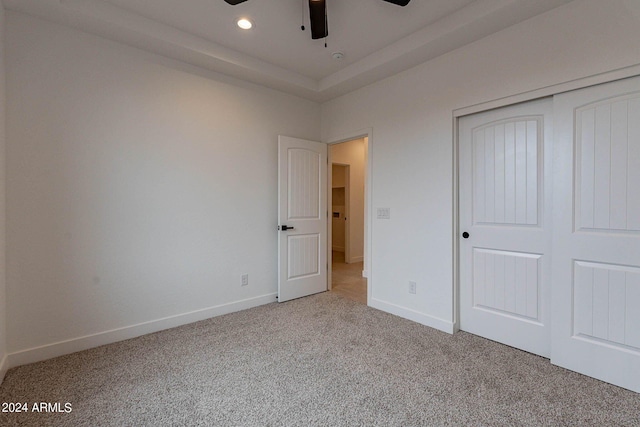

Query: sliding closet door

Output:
[552, 76, 640, 393]
[459, 98, 553, 357]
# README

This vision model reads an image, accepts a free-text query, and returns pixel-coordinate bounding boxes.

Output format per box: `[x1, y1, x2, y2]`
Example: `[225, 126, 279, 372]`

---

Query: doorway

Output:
[329, 137, 367, 304]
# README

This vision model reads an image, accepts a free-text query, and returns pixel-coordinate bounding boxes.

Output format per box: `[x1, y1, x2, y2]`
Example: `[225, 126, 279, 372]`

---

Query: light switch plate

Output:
[377, 208, 390, 219]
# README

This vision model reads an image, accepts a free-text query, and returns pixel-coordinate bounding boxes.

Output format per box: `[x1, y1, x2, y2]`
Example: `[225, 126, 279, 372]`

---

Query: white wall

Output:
[5, 12, 320, 363]
[321, 0, 640, 332]
[331, 138, 366, 263]
[4, 0, 640, 367]
[0, 4, 8, 382]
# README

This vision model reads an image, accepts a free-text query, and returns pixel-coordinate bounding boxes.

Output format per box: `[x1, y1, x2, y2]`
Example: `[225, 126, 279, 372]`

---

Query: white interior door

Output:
[551, 76, 640, 392]
[459, 98, 553, 357]
[278, 135, 327, 302]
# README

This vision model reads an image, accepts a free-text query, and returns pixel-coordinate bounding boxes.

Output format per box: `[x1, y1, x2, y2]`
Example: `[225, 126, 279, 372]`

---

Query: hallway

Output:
[330, 251, 367, 304]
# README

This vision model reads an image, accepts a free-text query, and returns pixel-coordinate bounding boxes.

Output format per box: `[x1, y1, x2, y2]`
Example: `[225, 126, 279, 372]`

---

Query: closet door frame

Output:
[453, 64, 640, 332]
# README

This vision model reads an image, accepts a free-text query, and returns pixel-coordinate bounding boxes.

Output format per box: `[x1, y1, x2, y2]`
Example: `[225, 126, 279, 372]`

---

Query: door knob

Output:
[462, 232, 470, 239]
[279, 225, 295, 231]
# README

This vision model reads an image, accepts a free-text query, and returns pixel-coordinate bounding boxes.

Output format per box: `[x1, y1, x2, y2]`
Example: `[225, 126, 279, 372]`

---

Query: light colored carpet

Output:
[1, 292, 639, 426]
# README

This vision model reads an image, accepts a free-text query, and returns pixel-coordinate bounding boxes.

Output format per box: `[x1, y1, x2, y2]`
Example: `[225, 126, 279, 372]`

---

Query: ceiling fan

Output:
[224, 0, 411, 40]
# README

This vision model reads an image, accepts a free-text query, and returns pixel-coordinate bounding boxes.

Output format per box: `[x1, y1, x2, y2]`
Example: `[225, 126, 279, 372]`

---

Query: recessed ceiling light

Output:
[237, 18, 253, 30]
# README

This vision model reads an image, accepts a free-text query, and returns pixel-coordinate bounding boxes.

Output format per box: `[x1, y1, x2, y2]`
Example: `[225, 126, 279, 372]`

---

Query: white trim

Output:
[0, 354, 8, 385]
[7, 293, 277, 369]
[365, 133, 372, 307]
[452, 109, 460, 333]
[327, 148, 333, 291]
[454, 64, 640, 118]
[370, 298, 454, 334]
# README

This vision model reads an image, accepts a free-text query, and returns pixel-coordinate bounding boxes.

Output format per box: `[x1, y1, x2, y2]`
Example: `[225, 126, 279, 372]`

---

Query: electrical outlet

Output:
[241, 274, 249, 286]
[409, 281, 417, 294]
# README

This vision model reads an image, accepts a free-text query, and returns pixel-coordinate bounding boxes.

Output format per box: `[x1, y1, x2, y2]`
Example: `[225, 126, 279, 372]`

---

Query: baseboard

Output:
[370, 298, 454, 334]
[332, 246, 345, 252]
[348, 256, 363, 263]
[8, 293, 278, 369]
[0, 353, 8, 385]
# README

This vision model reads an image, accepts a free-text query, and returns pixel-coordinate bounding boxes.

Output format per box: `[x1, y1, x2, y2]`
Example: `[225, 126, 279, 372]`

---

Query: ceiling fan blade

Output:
[382, 0, 410, 6]
[224, 0, 249, 5]
[309, 0, 328, 40]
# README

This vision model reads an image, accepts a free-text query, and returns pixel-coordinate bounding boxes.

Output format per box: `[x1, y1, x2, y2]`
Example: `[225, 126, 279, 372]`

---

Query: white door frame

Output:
[326, 129, 372, 305]
[453, 64, 640, 332]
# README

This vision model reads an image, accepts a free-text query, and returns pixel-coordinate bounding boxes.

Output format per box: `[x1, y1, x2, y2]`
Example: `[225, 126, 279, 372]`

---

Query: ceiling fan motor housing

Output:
[309, 0, 328, 40]
[223, 0, 410, 41]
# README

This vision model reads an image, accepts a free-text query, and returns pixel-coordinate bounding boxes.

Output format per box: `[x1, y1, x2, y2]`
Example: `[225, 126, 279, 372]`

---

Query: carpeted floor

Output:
[1, 292, 639, 426]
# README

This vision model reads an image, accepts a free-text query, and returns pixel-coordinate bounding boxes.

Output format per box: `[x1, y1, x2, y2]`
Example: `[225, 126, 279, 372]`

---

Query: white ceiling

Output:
[3, 0, 574, 101]
[102, 0, 477, 80]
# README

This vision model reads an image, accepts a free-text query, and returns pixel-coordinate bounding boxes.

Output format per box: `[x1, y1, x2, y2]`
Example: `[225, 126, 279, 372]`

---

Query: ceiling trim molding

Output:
[3, 0, 573, 102]
[453, 63, 640, 118]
